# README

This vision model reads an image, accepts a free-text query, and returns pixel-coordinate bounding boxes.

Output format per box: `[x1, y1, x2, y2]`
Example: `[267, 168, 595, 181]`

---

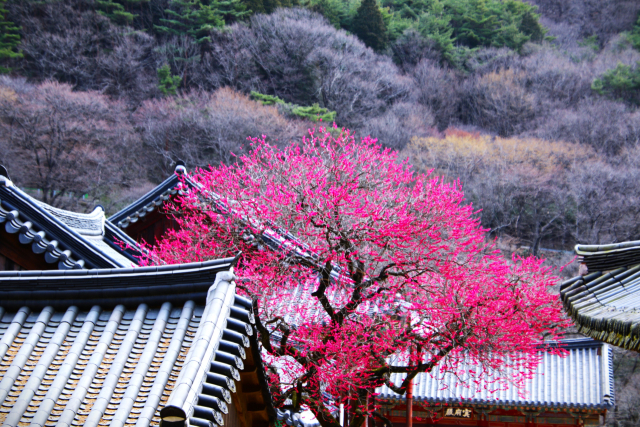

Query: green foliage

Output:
[243, 0, 265, 13]
[96, 0, 137, 25]
[86, 0, 264, 39]
[519, 10, 543, 42]
[413, 1, 454, 53]
[351, 0, 388, 51]
[304, 0, 346, 28]
[291, 104, 336, 122]
[92, 0, 250, 37]
[156, 0, 227, 42]
[592, 62, 640, 104]
[157, 64, 182, 95]
[446, 0, 497, 48]
[0, 0, 22, 73]
[250, 91, 285, 105]
[445, 0, 544, 51]
[630, 12, 640, 51]
[378, 0, 546, 63]
[251, 91, 336, 122]
[300, 0, 358, 29]
[242, 0, 298, 15]
[578, 34, 599, 52]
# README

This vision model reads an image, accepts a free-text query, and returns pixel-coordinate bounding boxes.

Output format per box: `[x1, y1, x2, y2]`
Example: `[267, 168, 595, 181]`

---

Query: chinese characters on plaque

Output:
[444, 408, 472, 418]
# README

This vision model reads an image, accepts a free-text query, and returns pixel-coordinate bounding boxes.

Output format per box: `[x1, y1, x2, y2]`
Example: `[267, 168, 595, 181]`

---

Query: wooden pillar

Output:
[406, 380, 413, 427]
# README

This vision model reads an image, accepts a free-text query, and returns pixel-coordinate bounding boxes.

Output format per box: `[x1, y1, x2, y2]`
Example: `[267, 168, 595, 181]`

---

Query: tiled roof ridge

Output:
[0, 178, 132, 269]
[161, 271, 236, 423]
[0, 257, 238, 310]
[576, 240, 640, 254]
[538, 337, 605, 350]
[160, 271, 271, 427]
[103, 220, 143, 263]
[109, 164, 199, 229]
[32, 199, 105, 237]
[0, 256, 235, 278]
[575, 240, 640, 273]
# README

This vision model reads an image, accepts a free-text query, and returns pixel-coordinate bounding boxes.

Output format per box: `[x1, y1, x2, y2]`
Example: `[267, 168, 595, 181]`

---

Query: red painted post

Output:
[406, 380, 413, 427]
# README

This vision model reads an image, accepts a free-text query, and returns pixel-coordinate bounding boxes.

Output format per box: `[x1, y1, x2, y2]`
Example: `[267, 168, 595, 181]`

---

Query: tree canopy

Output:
[351, 0, 388, 51]
[140, 127, 567, 427]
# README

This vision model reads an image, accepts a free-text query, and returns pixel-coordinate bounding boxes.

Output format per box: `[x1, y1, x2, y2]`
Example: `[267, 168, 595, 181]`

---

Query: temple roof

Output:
[0, 258, 275, 427]
[109, 164, 199, 230]
[562, 241, 640, 351]
[574, 240, 640, 273]
[375, 338, 614, 410]
[0, 175, 140, 270]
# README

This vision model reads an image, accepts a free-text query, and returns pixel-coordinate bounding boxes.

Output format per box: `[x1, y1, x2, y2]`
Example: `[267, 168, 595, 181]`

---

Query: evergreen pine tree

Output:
[262, 0, 281, 14]
[519, 10, 543, 42]
[155, 0, 247, 42]
[415, 0, 454, 56]
[96, 0, 137, 25]
[351, 0, 388, 51]
[157, 64, 182, 95]
[0, 0, 22, 73]
[250, 91, 285, 105]
[291, 104, 336, 122]
[452, 0, 497, 48]
[242, 0, 265, 14]
[629, 12, 640, 51]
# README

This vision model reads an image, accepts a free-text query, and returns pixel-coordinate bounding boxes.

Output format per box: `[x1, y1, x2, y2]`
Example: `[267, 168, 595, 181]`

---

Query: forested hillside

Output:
[1, 0, 640, 424]
[2, 0, 640, 260]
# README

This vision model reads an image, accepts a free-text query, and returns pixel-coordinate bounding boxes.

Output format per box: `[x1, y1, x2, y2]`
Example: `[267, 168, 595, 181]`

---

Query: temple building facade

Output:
[375, 339, 612, 427]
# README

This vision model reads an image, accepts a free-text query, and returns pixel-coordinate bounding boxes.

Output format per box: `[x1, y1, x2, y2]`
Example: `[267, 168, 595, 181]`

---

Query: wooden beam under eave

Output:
[248, 409, 270, 427]
[239, 345, 273, 426]
[231, 387, 252, 427]
[239, 370, 261, 388]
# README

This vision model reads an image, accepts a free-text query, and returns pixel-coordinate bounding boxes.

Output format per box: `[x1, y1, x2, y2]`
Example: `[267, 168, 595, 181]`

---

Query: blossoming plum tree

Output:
[140, 127, 567, 427]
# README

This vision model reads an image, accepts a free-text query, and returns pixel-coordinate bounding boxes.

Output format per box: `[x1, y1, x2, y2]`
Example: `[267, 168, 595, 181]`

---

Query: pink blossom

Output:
[139, 127, 568, 427]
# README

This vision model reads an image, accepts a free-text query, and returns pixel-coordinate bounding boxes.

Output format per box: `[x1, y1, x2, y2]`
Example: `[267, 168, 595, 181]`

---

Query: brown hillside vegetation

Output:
[404, 130, 640, 267]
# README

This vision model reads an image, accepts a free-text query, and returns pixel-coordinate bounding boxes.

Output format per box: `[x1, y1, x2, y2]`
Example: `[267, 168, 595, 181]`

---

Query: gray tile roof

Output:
[0, 258, 274, 427]
[562, 240, 640, 351]
[562, 268, 640, 350]
[375, 339, 614, 410]
[0, 175, 140, 270]
[575, 240, 640, 273]
[109, 164, 198, 230]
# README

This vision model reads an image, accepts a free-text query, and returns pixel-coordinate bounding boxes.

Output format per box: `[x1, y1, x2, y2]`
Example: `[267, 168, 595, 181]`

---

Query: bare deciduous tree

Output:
[607, 347, 640, 427]
[0, 78, 143, 211]
[201, 8, 412, 128]
[135, 88, 306, 181]
[360, 102, 435, 149]
[461, 69, 538, 136]
[532, 98, 640, 154]
[526, 0, 640, 47]
[10, 0, 157, 102]
[411, 59, 460, 130]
